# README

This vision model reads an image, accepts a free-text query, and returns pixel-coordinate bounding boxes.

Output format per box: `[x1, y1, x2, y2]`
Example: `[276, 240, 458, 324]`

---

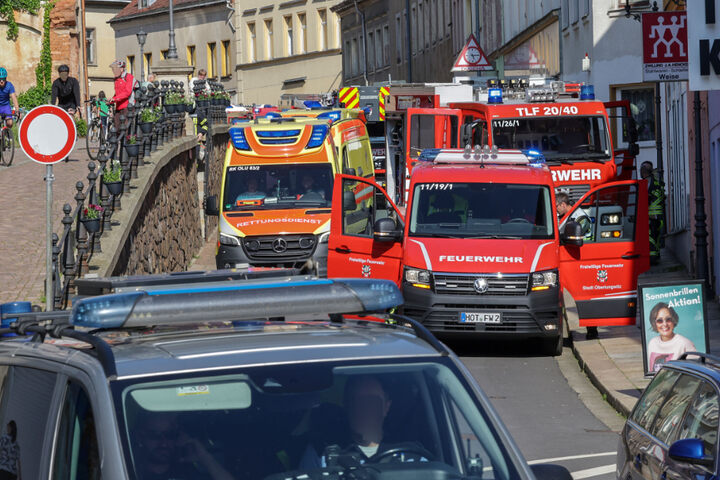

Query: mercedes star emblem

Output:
[272, 238, 288, 253]
[473, 278, 489, 294]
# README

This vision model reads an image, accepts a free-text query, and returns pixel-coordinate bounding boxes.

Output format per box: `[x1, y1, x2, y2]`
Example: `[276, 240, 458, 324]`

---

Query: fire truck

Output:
[381, 79, 639, 206]
[326, 148, 650, 350]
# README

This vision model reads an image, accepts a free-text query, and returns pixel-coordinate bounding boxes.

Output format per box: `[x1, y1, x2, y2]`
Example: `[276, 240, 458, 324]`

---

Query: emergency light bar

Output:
[70, 277, 403, 329]
[419, 146, 545, 166]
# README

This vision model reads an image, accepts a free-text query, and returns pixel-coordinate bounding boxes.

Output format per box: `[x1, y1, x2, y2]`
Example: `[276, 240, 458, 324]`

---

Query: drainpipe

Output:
[405, 0, 412, 82]
[353, 0, 369, 86]
[80, 0, 89, 104]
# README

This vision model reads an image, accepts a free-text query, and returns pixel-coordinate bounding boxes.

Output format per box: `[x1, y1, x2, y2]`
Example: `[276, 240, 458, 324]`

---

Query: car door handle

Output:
[622, 253, 640, 259]
[335, 246, 351, 254]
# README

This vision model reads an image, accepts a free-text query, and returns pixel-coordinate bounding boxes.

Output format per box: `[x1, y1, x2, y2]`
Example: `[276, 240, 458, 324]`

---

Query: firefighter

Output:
[641, 161, 665, 265]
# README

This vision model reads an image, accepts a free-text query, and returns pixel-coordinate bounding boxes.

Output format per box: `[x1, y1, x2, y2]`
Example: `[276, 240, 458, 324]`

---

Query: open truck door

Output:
[558, 179, 650, 327]
[327, 174, 405, 283]
[604, 100, 639, 181]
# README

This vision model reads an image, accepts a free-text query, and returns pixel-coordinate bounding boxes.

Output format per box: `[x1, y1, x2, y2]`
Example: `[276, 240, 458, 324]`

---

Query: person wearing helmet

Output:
[109, 60, 136, 130]
[51, 64, 81, 116]
[0, 68, 20, 128]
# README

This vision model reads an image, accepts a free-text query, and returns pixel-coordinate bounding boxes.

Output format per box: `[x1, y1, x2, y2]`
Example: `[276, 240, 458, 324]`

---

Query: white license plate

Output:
[460, 312, 501, 324]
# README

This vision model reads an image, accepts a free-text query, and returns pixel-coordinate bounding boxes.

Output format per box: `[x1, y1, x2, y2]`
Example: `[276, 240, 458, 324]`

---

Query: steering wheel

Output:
[370, 444, 434, 464]
[507, 217, 532, 224]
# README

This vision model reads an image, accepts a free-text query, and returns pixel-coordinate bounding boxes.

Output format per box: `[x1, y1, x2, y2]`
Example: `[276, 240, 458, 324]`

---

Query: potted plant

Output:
[138, 108, 157, 133]
[185, 98, 195, 113]
[81, 204, 104, 233]
[102, 160, 123, 195]
[196, 91, 210, 109]
[164, 92, 182, 113]
[125, 134, 140, 156]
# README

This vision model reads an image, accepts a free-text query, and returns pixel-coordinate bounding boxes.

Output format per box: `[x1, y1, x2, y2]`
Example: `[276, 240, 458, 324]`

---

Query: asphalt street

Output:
[450, 338, 620, 480]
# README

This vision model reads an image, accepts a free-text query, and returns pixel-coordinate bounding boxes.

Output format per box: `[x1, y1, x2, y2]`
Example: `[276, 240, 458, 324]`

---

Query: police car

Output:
[0, 271, 571, 479]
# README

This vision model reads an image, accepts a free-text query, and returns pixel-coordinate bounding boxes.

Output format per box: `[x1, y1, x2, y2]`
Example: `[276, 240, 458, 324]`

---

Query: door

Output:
[327, 174, 404, 283]
[559, 179, 650, 326]
[604, 100, 638, 181]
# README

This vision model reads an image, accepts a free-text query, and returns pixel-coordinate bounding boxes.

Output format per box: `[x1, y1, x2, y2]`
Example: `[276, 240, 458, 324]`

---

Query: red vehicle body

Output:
[327, 149, 650, 347]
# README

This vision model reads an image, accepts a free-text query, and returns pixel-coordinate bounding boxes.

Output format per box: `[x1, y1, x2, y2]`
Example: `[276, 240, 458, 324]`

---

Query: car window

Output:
[650, 373, 701, 444]
[630, 369, 680, 430]
[342, 178, 375, 237]
[676, 381, 719, 458]
[0, 366, 58, 479]
[52, 381, 102, 479]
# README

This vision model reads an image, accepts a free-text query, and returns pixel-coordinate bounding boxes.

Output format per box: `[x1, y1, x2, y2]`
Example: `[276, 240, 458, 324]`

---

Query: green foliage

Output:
[165, 92, 183, 105]
[75, 116, 87, 137]
[103, 160, 122, 183]
[35, 0, 53, 90]
[0, 0, 43, 40]
[140, 108, 158, 123]
[126, 134, 138, 144]
[17, 84, 50, 109]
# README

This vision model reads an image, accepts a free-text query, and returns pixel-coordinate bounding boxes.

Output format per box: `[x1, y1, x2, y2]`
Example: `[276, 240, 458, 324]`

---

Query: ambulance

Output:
[327, 147, 650, 353]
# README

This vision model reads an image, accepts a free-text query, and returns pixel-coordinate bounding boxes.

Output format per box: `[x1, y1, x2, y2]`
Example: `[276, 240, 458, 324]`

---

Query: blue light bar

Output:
[522, 149, 546, 164]
[304, 100, 324, 109]
[338, 279, 403, 311]
[580, 84, 595, 100]
[264, 112, 282, 119]
[306, 124, 329, 148]
[230, 127, 251, 151]
[256, 129, 301, 137]
[317, 110, 342, 123]
[418, 148, 442, 162]
[259, 138, 296, 145]
[488, 88, 503, 104]
[72, 292, 145, 329]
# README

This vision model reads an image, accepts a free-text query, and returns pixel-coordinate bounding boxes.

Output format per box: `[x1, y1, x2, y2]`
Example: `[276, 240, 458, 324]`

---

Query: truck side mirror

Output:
[626, 117, 639, 144]
[373, 217, 401, 242]
[561, 221, 583, 247]
[343, 190, 357, 212]
[462, 123, 473, 146]
[205, 195, 219, 216]
[344, 167, 357, 176]
[628, 142, 640, 156]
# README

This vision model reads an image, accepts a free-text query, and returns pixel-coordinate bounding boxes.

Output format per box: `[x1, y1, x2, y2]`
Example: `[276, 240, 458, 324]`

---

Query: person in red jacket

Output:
[110, 60, 136, 131]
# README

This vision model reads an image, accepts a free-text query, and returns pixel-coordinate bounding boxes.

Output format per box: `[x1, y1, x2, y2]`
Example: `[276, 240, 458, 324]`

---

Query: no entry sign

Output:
[19, 105, 77, 164]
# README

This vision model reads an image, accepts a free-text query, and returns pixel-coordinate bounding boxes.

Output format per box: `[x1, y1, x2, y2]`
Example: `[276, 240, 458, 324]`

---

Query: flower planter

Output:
[104, 180, 123, 195]
[81, 218, 101, 233]
[185, 104, 195, 113]
[125, 143, 140, 156]
[138, 122, 153, 134]
[164, 104, 178, 114]
[197, 100, 209, 109]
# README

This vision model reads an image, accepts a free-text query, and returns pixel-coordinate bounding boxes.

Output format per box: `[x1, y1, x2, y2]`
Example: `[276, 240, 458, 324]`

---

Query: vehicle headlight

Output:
[318, 232, 330, 244]
[219, 233, 241, 246]
[405, 268, 432, 289]
[531, 270, 557, 291]
[600, 213, 621, 225]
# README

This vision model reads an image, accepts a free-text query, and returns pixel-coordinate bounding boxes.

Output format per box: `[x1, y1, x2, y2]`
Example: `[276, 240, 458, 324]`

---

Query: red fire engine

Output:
[327, 148, 650, 350]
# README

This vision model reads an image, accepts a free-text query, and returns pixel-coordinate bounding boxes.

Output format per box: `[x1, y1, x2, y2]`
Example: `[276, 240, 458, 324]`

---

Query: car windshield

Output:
[490, 115, 611, 163]
[409, 183, 555, 239]
[112, 357, 523, 480]
[223, 163, 333, 211]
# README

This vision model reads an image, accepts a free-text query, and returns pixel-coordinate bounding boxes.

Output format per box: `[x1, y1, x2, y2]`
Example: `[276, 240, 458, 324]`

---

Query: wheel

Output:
[542, 333, 563, 357]
[0, 128, 13, 167]
[86, 121, 102, 160]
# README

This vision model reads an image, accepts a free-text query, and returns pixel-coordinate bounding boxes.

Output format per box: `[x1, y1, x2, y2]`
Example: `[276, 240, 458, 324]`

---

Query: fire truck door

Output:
[558, 179, 650, 327]
[604, 100, 639, 181]
[327, 174, 405, 283]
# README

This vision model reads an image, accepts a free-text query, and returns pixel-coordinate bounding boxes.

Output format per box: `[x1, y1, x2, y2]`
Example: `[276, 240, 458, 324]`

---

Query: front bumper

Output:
[401, 284, 562, 339]
[216, 238, 328, 276]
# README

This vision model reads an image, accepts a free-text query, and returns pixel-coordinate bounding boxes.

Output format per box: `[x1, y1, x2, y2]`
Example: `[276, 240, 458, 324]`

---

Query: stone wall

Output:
[0, 11, 43, 93]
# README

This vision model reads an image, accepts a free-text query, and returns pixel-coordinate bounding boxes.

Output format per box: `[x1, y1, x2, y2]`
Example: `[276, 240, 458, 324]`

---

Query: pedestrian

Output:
[109, 60, 137, 131]
[640, 161, 664, 265]
[0, 68, 20, 129]
[141, 73, 157, 89]
[95, 91, 110, 131]
[190, 69, 211, 95]
[51, 64, 82, 116]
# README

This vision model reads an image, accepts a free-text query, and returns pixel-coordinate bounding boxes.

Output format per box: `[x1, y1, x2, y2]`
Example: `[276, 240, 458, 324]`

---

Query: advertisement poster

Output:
[639, 281, 709, 376]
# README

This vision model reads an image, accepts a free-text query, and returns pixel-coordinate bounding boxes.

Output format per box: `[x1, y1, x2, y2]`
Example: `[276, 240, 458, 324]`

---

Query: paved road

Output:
[451, 339, 619, 480]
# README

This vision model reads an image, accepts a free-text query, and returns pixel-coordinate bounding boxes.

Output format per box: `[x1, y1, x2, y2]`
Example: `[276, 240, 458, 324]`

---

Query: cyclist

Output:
[51, 64, 82, 116]
[95, 91, 110, 130]
[0, 68, 20, 128]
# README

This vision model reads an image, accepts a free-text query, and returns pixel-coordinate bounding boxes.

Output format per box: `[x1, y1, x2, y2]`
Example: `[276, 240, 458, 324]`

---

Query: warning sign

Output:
[642, 12, 688, 82]
[452, 34, 493, 72]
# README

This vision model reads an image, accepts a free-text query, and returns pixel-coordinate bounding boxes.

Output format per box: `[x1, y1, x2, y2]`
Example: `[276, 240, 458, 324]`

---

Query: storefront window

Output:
[621, 88, 656, 142]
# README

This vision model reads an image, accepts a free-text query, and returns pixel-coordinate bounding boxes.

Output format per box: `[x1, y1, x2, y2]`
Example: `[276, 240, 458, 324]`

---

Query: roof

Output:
[110, 0, 226, 23]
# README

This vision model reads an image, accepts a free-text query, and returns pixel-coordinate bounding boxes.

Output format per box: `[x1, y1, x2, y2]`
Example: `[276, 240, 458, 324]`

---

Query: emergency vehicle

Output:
[327, 147, 650, 351]
[206, 117, 373, 274]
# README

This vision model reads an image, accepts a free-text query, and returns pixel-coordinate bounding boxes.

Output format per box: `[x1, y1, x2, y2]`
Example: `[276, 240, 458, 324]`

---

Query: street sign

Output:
[688, 0, 720, 91]
[18, 105, 77, 164]
[642, 12, 688, 82]
[452, 34, 493, 72]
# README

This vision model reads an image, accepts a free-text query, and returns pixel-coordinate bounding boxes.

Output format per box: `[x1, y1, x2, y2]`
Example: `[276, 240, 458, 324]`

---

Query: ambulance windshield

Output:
[409, 183, 554, 239]
[223, 163, 333, 211]
[491, 115, 610, 163]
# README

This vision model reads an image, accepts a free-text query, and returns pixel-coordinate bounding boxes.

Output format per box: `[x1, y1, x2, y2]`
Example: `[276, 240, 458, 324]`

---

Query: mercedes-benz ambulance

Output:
[327, 148, 649, 353]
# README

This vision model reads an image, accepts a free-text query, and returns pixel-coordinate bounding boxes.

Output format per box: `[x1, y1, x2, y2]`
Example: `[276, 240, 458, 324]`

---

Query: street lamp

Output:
[167, 0, 178, 59]
[136, 29, 147, 82]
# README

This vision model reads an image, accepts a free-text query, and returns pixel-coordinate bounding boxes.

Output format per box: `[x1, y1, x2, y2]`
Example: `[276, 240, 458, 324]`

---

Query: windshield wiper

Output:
[464, 234, 523, 239]
[415, 233, 464, 239]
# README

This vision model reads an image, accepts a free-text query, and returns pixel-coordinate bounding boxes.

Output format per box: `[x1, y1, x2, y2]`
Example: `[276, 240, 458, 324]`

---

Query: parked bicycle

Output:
[0, 109, 21, 167]
[85, 97, 113, 160]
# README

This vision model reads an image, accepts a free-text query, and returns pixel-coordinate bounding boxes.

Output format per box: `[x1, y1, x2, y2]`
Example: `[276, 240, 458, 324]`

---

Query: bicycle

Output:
[0, 111, 20, 167]
[85, 100, 112, 160]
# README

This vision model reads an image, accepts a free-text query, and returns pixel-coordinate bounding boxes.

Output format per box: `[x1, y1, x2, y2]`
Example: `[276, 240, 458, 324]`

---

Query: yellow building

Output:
[86, 0, 131, 98]
[235, 0, 343, 105]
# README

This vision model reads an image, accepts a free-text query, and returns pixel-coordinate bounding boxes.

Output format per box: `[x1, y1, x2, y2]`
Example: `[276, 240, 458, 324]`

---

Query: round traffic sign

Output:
[18, 105, 77, 164]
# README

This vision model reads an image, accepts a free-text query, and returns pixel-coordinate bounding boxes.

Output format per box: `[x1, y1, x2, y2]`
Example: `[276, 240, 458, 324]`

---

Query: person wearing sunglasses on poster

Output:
[648, 302, 697, 373]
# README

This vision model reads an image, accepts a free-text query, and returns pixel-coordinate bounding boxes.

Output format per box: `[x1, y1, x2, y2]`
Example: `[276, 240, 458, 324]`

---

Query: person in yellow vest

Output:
[641, 161, 665, 265]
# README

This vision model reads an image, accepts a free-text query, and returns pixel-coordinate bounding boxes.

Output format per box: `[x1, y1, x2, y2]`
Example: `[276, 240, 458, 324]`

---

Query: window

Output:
[335, 12, 341, 48]
[631, 369, 680, 430]
[161, 49, 168, 59]
[265, 19, 273, 60]
[411, 4, 418, 53]
[52, 381, 101, 479]
[431, 0, 437, 42]
[206, 42, 217, 78]
[677, 382, 719, 457]
[144, 52, 152, 78]
[418, 2, 423, 50]
[436, 0, 443, 41]
[650, 374, 701, 445]
[298, 13, 307, 53]
[563, 183, 639, 243]
[410, 114, 459, 155]
[395, 14, 403, 64]
[561, 0, 569, 29]
[342, 178, 376, 236]
[221, 40, 231, 77]
[368, 32, 375, 71]
[318, 9, 328, 51]
[621, 87, 656, 142]
[284, 16, 293, 56]
[126, 55, 135, 75]
[444, 0, 450, 37]
[186, 45, 196, 67]
[344, 40, 351, 75]
[247, 22, 257, 62]
[351, 38, 359, 75]
[86, 28, 96, 65]
[582, 0, 590, 17]
[571, 0, 579, 24]
[382, 25, 389, 66]
[375, 28, 383, 68]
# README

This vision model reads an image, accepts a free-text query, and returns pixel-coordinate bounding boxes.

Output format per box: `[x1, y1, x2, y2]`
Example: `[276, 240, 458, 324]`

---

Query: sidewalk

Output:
[569, 249, 720, 417]
[0, 145, 93, 306]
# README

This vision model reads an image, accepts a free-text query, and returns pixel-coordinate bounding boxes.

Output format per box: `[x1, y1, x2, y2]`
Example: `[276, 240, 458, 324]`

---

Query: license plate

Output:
[460, 312, 501, 324]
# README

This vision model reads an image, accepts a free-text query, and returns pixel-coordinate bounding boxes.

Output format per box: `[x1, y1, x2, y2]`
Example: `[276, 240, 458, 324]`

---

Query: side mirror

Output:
[462, 123, 473, 145]
[530, 464, 573, 480]
[344, 167, 357, 176]
[628, 142, 640, 156]
[205, 195, 219, 216]
[669, 438, 714, 467]
[561, 220, 583, 247]
[373, 217, 401, 242]
[627, 117, 639, 144]
[343, 190, 357, 212]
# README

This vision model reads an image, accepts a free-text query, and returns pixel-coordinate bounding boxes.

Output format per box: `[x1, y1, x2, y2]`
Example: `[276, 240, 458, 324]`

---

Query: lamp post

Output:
[136, 29, 147, 82]
[167, 0, 178, 59]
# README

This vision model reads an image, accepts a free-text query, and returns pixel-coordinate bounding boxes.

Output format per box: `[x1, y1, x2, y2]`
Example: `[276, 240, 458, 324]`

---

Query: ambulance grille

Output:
[560, 184, 590, 203]
[242, 234, 317, 262]
[254, 129, 301, 145]
[433, 273, 529, 296]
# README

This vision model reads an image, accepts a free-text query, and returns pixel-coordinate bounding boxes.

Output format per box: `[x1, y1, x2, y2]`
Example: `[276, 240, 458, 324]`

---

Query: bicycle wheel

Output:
[86, 121, 101, 160]
[0, 128, 13, 167]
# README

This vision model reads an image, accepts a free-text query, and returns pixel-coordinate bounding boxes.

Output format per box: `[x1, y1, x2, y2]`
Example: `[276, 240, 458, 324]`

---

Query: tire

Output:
[86, 121, 102, 160]
[542, 333, 563, 357]
[0, 128, 13, 167]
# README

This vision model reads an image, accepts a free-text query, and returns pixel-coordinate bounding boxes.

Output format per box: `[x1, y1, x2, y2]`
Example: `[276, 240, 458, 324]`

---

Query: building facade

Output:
[235, 0, 343, 105]
[86, 0, 130, 98]
[110, 0, 236, 97]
